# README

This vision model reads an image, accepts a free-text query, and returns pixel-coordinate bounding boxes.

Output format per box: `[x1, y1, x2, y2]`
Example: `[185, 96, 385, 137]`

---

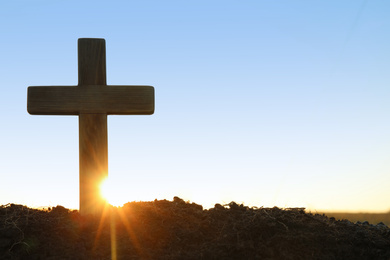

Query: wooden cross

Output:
[27, 38, 154, 215]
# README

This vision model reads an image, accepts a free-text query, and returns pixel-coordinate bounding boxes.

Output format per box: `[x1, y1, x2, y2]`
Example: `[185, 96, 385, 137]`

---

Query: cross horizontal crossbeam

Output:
[28, 85, 154, 115]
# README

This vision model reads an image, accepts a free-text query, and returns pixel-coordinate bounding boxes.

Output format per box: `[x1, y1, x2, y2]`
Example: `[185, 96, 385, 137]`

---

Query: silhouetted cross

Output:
[27, 38, 154, 215]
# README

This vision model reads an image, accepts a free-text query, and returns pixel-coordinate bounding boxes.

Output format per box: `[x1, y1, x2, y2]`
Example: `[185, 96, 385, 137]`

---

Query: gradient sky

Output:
[1, 0, 389, 212]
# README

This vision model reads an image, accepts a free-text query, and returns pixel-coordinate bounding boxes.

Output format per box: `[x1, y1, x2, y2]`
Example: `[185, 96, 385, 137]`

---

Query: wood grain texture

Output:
[78, 39, 108, 215]
[78, 38, 106, 86]
[79, 113, 108, 216]
[27, 85, 154, 115]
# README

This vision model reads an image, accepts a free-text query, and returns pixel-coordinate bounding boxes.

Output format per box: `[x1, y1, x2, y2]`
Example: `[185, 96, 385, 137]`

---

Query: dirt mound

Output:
[1, 197, 389, 259]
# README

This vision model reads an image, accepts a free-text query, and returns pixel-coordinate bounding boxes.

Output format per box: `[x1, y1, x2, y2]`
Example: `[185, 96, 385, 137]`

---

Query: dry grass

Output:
[320, 212, 390, 226]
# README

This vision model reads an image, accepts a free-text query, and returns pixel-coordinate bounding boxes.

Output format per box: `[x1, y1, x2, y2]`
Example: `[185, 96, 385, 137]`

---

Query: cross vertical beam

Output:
[78, 39, 108, 215]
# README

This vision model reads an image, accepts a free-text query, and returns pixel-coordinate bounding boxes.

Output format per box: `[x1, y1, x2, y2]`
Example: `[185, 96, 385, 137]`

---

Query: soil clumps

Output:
[1, 197, 389, 259]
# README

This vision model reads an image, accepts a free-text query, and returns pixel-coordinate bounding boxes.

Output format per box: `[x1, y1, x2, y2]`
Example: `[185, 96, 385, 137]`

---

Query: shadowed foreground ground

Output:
[1, 197, 389, 260]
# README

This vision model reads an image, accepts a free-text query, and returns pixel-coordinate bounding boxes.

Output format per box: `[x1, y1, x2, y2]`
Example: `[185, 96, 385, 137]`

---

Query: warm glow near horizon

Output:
[99, 176, 171, 207]
[97, 175, 390, 213]
[100, 177, 124, 207]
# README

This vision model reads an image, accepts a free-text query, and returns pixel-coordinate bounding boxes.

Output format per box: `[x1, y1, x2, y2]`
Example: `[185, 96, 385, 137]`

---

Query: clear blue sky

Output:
[1, 0, 389, 212]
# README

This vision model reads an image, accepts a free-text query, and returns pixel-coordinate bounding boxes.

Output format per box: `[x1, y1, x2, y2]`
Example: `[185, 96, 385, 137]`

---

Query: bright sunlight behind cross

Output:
[99, 176, 178, 208]
[100, 176, 166, 207]
[100, 177, 125, 207]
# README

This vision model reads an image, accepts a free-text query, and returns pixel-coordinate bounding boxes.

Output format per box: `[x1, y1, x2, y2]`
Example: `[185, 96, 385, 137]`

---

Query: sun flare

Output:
[100, 176, 192, 208]
[100, 177, 124, 207]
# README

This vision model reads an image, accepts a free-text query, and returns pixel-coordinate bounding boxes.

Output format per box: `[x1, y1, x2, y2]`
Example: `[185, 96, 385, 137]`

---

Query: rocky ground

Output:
[1, 197, 390, 259]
